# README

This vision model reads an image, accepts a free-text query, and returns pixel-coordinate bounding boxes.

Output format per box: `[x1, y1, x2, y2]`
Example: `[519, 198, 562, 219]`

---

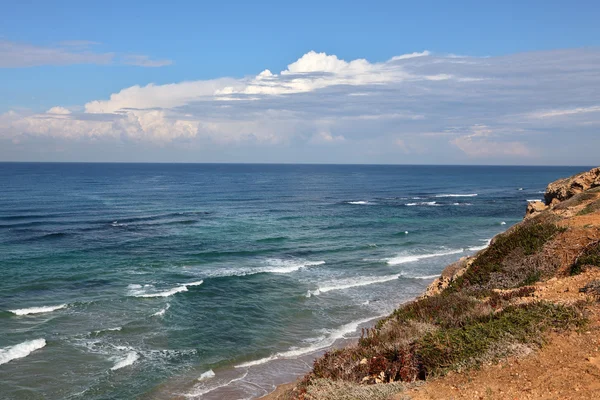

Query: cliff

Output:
[267, 166, 600, 400]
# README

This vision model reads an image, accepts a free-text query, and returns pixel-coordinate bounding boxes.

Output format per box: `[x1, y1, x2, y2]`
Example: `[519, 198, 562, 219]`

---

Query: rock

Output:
[525, 201, 548, 219]
[359, 358, 367, 365]
[420, 256, 473, 298]
[545, 167, 600, 204]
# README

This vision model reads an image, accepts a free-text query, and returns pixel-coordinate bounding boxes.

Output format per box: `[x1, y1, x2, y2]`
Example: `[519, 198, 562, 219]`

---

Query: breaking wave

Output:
[111, 351, 139, 370]
[386, 249, 464, 265]
[9, 304, 67, 316]
[234, 315, 383, 368]
[306, 274, 400, 297]
[129, 281, 203, 298]
[0, 339, 46, 365]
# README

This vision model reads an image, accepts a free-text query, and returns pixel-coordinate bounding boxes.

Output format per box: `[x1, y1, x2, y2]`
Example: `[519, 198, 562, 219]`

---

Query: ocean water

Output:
[0, 163, 588, 399]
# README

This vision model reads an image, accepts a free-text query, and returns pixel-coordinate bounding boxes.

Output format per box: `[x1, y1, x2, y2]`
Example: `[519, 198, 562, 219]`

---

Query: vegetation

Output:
[577, 198, 600, 216]
[571, 242, 600, 275]
[448, 222, 563, 291]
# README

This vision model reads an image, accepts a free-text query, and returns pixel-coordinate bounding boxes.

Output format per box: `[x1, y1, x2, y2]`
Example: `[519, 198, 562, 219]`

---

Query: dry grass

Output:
[303, 379, 408, 400]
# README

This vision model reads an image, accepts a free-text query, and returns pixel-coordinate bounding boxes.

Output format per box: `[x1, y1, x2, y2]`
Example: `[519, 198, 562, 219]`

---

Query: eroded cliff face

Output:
[544, 167, 600, 205]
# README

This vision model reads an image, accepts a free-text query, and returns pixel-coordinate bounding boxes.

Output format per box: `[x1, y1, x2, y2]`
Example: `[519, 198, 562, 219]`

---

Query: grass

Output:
[571, 242, 600, 275]
[417, 302, 585, 377]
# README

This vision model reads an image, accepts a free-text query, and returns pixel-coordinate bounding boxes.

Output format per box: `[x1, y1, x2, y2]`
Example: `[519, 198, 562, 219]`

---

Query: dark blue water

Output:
[0, 163, 587, 399]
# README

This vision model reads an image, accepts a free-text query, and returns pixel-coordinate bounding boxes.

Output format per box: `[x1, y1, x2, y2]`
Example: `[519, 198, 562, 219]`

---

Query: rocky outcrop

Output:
[545, 167, 600, 205]
[525, 201, 548, 219]
[420, 256, 472, 298]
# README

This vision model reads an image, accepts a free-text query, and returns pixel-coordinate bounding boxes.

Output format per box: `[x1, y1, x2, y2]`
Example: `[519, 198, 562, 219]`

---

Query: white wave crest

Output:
[500, 221, 507, 225]
[402, 274, 440, 280]
[111, 351, 139, 370]
[206, 259, 325, 278]
[235, 315, 383, 368]
[152, 303, 170, 317]
[435, 193, 478, 198]
[9, 304, 67, 316]
[198, 369, 216, 381]
[0, 339, 46, 365]
[405, 201, 439, 206]
[129, 281, 203, 298]
[467, 239, 492, 252]
[346, 201, 371, 205]
[185, 371, 248, 398]
[386, 249, 463, 265]
[526, 199, 543, 202]
[306, 274, 400, 297]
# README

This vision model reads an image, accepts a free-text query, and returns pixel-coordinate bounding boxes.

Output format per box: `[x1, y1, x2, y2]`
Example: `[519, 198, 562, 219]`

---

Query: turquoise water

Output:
[0, 163, 588, 399]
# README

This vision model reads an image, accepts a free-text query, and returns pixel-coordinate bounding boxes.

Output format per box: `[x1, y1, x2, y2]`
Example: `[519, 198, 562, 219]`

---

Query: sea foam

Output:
[9, 304, 67, 316]
[346, 201, 371, 205]
[111, 351, 139, 370]
[129, 281, 203, 298]
[198, 369, 216, 381]
[0, 339, 46, 365]
[306, 274, 400, 297]
[234, 315, 384, 368]
[386, 249, 463, 265]
[435, 193, 478, 198]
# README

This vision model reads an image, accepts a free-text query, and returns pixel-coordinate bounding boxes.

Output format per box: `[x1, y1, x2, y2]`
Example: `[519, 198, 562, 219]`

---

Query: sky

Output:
[1, 0, 599, 164]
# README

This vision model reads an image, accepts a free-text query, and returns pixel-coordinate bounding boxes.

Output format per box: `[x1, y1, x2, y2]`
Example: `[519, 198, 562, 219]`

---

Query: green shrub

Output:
[577, 199, 600, 216]
[449, 223, 563, 290]
[571, 242, 600, 275]
[417, 302, 585, 377]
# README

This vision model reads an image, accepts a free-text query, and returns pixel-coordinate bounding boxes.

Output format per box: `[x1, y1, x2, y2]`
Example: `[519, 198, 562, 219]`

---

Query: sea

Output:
[0, 163, 589, 400]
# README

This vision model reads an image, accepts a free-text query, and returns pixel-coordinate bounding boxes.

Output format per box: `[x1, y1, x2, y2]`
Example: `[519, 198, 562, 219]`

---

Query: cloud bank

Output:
[1, 48, 600, 164]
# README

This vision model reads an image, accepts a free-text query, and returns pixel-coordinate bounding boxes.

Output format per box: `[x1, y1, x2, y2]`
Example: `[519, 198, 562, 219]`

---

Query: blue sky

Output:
[1, 1, 599, 164]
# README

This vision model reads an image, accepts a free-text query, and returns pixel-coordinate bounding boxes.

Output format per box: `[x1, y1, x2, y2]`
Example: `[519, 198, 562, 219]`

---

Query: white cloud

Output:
[2, 48, 600, 164]
[527, 105, 600, 119]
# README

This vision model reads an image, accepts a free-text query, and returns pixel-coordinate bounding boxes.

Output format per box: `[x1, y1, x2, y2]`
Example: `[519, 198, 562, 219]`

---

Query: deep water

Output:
[0, 163, 588, 399]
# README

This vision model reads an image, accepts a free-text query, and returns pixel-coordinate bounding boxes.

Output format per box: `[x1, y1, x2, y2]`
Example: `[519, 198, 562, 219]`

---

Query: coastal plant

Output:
[570, 242, 600, 275]
[416, 301, 586, 377]
[448, 222, 563, 290]
[553, 192, 597, 211]
[577, 198, 600, 216]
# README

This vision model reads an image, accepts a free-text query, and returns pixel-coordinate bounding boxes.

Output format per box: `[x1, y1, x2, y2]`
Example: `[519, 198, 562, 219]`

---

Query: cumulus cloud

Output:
[2, 48, 600, 164]
[0, 40, 172, 68]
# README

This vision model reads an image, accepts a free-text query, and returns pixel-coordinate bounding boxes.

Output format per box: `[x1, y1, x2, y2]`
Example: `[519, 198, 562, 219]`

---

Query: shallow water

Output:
[0, 163, 588, 399]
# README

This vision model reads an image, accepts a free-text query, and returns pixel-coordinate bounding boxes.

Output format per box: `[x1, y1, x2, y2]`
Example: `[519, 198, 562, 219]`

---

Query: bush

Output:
[577, 199, 600, 216]
[417, 302, 586, 377]
[571, 242, 600, 275]
[449, 223, 563, 290]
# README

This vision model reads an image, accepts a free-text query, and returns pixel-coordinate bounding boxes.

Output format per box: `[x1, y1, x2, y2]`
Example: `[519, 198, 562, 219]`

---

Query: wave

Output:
[435, 193, 478, 198]
[129, 281, 203, 298]
[346, 201, 372, 205]
[386, 249, 464, 265]
[235, 315, 383, 368]
[152, 304, 170, 317]
[185, 371, 249, 398]
[526, 199, 543, 202]
[198, 369, 216, 381]
[306, 274, 400, 297]
[452, 202, 472, 206]
[467, 239, 492, 252]
[206, 259, 325, 278]
[111, 351, 139, 370]
[500, 221, 507, 225]
[402, 274, 440, 280]
[0, 339, 46, 365]
[405, 201, 440, 206]
[9, 304, 67, 316]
